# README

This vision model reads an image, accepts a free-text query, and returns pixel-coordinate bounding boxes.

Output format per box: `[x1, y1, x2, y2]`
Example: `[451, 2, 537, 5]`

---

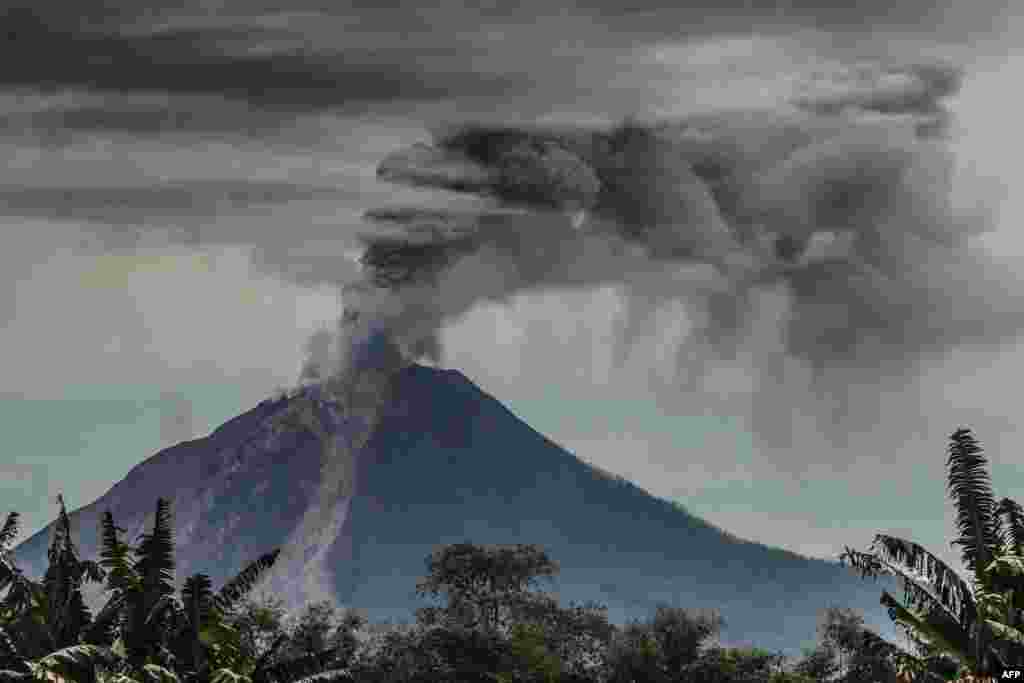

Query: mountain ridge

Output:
[13, 363, 897, 654]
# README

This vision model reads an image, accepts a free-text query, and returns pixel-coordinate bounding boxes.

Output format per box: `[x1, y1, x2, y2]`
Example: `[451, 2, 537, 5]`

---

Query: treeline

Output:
[1, 427, 1022, 681]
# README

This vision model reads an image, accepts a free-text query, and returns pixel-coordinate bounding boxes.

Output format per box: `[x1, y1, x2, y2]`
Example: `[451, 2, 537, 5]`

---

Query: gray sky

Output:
[2, 0, 1024, 580]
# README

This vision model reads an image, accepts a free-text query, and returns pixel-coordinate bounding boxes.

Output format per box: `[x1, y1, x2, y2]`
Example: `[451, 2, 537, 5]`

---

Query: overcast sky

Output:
[2, 0, 1024, 578]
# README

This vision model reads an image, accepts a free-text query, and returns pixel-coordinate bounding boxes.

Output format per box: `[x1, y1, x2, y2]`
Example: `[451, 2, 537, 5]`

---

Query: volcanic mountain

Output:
[13, 363, 896, 653]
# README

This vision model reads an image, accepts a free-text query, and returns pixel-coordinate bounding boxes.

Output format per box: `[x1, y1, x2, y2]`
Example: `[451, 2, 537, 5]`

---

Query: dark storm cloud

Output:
[3, 0, 992, 127]
[572, 0, 1000, 41]
[3, 0, 1013, 451]
[0, 5, 531, 115]
[0, 97, 295, 138]
[0, 181, 354, 229]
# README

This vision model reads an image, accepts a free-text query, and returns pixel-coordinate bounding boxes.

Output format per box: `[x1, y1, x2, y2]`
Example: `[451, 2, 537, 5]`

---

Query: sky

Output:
[2, 0, 1024, 579]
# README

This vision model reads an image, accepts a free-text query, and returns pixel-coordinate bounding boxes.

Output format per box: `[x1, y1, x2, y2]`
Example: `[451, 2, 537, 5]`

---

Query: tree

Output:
[514, 597, 613, 679]
[496, 622, 562, 683]
[409, 542, 623, 682]
[347, 622, 432, 682]
[600, 605, 723, 683]
[0, 496, 104, 660]
[0, 496, 351, 683]
[278, 600, 364, 673]
[683, 645, 787, 683]
[648, 605, 724, 678]
[0, 511, 29, 614]
[841, 427, 1024, 679]
[791, 606, 902, 683]
[222, 594, 289, 671]
[603, 620, 666, 683]
[124, 498, 177, 670]
[791, 640, 840, 683]
[1, 510, 37, 675]
[414, 543, 559, 636]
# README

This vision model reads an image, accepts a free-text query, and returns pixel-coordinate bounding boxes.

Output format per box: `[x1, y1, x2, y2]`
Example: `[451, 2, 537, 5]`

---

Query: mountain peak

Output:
[14, 363, 895, 654]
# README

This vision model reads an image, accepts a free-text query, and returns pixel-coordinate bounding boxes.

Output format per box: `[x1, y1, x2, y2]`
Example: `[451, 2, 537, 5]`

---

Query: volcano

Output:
[13, 363, 895, 653]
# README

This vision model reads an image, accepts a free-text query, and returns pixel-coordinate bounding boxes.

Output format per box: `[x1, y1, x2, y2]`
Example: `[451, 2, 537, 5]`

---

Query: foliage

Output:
[841, 427, 1024, 678]
[279, 601, 361, 664]
[0, 495, 349, 683]
[13, 422, 1019, 683]
[221, 594, 289, 671]
[415, 543, 559, 636]
[600, 605, 723, 683]
[682, 645, 787, 683]
[496, 622, 562, 683]
[0, 496, 105, 660]
[785, 606, 909, 683]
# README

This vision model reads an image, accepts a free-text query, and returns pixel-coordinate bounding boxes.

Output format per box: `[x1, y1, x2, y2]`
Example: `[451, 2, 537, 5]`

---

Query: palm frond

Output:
[210, 669, 252, 683]
[252, 635, 288, 675]
[79, 562, 106, 586]
[43, 497, 74, 642]
[997, 498, 1024, 556]
[100, 675, 141, 683]
[213, 551, 280, 614]
[62, 589, 96, 648]
[855, 627, 948, 683]
[98, 512, 138, 595]
[47, 494, 71, 569]
[841, 535, 976, 628]
[2, 589, 59, 659]
[0, 627, 27, 673]
[35, 644, 119, 683]
[978, 618, 1024, 667]
[984, 554, 1024, 603]
[0, 514, 19, 553]
[284, 671, 353, 683]
[79, 593, 127, 647]
[197, 619, 243, 673]
[947, 428, 1001, 578]
[985, 619, 1024, 646]
[253, 649, 339, 683]
[145, 594, 182, 630]
[133, 500, 175, 602]
[0, 570, 35, 618]
[139, 664, 179, 683]
[880, 592, 974, 669]
[181, 575, 214, 628]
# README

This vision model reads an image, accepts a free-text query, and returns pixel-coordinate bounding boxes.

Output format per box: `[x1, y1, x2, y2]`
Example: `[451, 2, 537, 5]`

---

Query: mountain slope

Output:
[14, 364, 896, 653]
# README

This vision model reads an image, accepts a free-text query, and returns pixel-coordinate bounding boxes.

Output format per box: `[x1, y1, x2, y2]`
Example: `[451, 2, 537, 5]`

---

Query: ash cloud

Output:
[347, 58, 1024, 448]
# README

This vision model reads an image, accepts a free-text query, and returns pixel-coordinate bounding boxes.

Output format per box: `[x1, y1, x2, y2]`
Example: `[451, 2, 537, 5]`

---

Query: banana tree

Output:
[0, 511, 34, 628]
[0, 497, 104, 661]
[81, 501, 350, 683]
[841, 427, 1024, 678]
[78, 500, 263, 681]
[0, 497, 351, 683]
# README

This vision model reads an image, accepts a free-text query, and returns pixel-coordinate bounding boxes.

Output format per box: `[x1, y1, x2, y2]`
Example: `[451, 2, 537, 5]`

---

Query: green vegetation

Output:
[841, 427, 1024, 679]
[2, 427, 1022, 681]
[0, 497, 349, 683]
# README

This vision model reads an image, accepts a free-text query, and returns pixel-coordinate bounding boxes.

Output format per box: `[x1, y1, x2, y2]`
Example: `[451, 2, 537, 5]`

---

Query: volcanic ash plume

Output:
[342, 59, 1024, 448]
[259, 58, 1024, 600]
